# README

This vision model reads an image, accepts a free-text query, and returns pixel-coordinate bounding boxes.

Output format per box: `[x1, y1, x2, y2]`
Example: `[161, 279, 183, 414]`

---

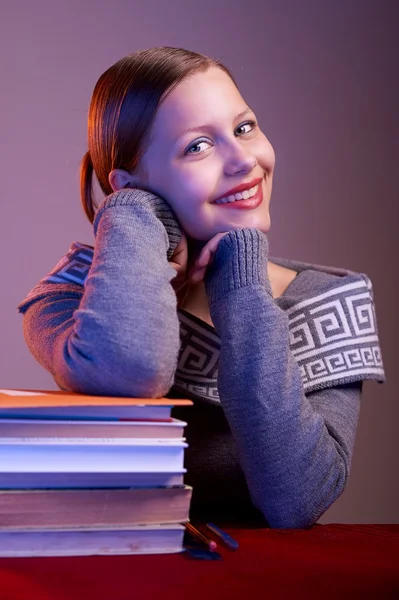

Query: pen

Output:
[205, 522, 239, 550]
[184, 522, 218, 551]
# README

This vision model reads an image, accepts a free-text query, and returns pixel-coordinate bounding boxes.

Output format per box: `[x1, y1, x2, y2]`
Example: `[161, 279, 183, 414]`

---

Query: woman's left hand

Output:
[188, 231, 231, 284]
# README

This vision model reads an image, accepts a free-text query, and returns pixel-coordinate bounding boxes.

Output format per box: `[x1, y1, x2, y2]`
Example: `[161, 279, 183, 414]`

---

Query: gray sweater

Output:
[18, 189, 386, 528]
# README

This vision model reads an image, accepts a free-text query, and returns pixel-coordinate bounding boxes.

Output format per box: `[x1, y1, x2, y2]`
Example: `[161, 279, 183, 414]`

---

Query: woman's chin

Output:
[233, 214, 271, 234]
[185, 213, 271, 240]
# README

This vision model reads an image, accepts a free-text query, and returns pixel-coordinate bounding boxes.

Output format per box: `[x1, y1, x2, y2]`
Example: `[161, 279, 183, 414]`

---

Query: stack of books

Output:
[0, 388, 193, 557]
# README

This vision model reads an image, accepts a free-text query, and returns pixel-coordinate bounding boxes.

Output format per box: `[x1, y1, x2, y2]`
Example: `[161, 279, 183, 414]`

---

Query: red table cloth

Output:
[0, 524, 398, 599]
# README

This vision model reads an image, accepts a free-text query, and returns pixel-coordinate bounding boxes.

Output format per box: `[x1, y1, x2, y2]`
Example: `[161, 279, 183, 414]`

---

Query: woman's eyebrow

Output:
[174, 107, 254, 142]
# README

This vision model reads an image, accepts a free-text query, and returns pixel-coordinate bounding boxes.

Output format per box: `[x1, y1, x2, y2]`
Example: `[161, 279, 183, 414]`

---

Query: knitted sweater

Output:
[18, 189, 386, 528]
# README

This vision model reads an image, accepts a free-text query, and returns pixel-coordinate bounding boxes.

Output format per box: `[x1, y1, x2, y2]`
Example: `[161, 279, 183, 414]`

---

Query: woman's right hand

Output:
[187, 231, 231, 284]
[169, 228, 233, 291]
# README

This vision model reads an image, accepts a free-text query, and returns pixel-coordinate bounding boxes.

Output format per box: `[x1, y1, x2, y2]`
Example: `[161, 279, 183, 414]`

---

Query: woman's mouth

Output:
[213, 182, 263, 209]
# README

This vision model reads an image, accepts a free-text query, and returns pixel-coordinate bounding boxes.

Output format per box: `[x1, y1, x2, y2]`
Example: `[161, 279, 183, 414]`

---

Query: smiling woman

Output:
[108, 65, 275, 242]
[18, 47, 386, 528]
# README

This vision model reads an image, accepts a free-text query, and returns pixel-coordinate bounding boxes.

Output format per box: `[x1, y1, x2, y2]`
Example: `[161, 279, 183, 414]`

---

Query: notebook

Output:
[0, 486, 192, 528]
[0, 438, 188, 472]
[0, 389, 192, 421]
[0, 524, 186, 557]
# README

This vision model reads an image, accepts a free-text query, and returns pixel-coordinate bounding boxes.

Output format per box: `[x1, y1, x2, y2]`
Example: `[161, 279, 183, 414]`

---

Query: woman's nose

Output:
[224, 142, 257, 176]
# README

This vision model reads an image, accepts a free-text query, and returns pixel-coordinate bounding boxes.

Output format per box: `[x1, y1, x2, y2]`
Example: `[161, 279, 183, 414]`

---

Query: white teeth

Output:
[215, 184, 259, 204]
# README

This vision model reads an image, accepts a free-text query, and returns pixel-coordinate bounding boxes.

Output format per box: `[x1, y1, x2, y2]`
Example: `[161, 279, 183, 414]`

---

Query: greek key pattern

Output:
[173, 311, 221, 402]
[285, 278, 385, 390]
[173, 276, 385, 397]
[42, 242, 94, 285]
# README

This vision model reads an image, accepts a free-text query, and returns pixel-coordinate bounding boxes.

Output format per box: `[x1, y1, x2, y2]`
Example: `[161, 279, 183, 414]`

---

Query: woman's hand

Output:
[188, 231, 231, 284]
[169, 229, 232, 292]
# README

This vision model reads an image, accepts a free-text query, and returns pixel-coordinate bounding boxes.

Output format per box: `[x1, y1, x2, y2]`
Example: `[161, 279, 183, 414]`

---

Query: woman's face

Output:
[133, 66, 275, 240]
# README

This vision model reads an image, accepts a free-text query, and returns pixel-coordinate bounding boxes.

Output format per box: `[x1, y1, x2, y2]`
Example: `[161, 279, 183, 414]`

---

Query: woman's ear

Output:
[108, 169, 140, 192]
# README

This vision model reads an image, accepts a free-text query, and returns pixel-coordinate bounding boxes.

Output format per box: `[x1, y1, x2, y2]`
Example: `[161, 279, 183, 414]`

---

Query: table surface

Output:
[0, 524, 398, 600]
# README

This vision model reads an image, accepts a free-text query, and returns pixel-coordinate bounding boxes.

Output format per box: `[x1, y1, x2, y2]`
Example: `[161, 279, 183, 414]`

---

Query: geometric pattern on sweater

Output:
[38, 242, 94, 286]
[285, 277, 385, 392]
[171, 272, 386, 399]
[18, 241, 386, 398]
[173, 309, 221, 403]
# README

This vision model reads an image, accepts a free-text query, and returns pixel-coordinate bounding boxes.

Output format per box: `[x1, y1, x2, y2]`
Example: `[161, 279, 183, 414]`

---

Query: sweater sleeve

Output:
[19, 188, 182, 398]
[203, 228, 365, 529]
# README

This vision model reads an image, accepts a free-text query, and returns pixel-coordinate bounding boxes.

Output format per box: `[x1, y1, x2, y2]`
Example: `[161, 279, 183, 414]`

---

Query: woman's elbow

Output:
[55, 335, 178, 398]
[265, 507, 319, 530]
[257, 471, 348, 529]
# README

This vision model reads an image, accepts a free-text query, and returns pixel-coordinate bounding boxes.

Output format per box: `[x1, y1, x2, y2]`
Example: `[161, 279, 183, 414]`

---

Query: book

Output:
[0, 389, 192, 421]
[0, 524, 186, 556]
[0, 438, 188, 472]
[0, 417, 187, 439]
[0, 486, 192, 528]
[0, 388, 193, 556]
[0, 471, 186, 489]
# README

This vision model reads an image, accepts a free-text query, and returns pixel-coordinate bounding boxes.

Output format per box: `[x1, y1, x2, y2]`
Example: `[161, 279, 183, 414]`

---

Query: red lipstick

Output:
[213, 178, 264, 210]
[213, 177, 263, 203]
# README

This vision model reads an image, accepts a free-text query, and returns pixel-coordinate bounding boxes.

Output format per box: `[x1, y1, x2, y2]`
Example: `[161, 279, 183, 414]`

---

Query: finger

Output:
[189, 265, 207, 284]
[196, 232, 228, 268]
[196, 240, 220, 267]
[196, 248, 212, 269]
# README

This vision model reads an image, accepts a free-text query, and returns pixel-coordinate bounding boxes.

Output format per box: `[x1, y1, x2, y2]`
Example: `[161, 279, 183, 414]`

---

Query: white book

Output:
[0, 418, 187, 439]
[0, 524, 186, 557]
[0, 438, 187, 472]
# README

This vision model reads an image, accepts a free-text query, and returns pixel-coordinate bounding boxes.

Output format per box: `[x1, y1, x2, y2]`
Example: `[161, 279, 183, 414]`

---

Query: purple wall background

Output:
[1, 1, 397, 523]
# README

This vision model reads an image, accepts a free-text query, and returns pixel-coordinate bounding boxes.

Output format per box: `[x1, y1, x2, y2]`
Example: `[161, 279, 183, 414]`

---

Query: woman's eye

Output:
[185, 139, 212, 155]
[184, 120, 257, 156]
[235, 120, 257, 135]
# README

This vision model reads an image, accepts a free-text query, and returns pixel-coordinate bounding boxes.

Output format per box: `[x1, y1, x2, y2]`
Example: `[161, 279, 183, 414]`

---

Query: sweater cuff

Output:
[93, 188, 182, 259]
[204, 228, 273, 303]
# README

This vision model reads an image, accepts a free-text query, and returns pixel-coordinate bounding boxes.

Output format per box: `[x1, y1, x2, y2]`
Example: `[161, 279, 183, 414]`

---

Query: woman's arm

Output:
[204, 228, 366, 529]
[19, 189, 182, 397]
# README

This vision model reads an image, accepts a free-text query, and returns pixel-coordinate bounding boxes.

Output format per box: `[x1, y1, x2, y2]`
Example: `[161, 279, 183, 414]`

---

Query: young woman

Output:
[18, 47, 386, 528]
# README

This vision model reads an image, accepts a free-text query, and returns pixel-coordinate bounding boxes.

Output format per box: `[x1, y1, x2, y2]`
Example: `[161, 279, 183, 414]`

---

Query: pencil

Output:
[205, 522, 239, 550]
[184, 522, 218, 551]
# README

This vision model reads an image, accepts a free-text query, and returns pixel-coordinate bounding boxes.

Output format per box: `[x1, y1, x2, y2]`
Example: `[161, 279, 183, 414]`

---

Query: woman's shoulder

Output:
[269, 255, 373, 295]
[271, 256, 379, 331]
[18, 241, 93, 314]
[42, 241, 94, 286]
[37, 241, 94, 287]
[270, 256, 386, 391]
[269, 254, 366, 278]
